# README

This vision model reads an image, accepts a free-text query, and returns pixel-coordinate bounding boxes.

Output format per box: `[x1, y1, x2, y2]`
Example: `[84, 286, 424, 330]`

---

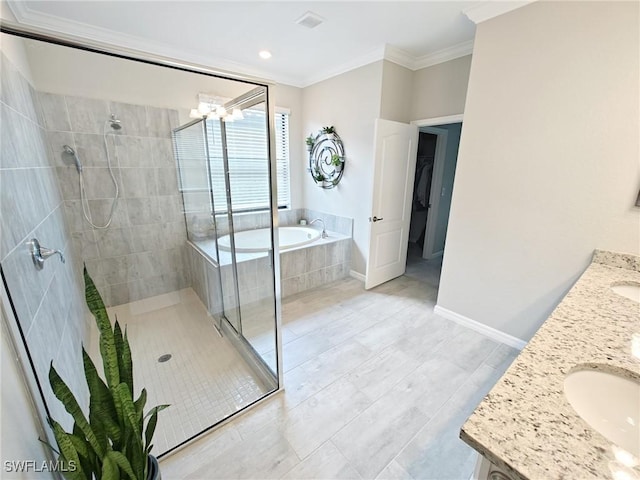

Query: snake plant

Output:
[46, 267, 168, 480]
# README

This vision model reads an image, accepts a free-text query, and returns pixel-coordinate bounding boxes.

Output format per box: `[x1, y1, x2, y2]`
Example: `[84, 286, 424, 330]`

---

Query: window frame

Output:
[206, 108, 290, 214]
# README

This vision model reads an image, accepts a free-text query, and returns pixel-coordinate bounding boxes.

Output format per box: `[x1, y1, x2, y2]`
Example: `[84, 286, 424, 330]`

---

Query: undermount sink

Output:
[564, 368, 640, 457]
[611, 282, 640, 303]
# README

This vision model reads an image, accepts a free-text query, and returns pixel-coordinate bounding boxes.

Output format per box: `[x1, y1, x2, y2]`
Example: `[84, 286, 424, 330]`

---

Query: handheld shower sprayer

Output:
[62, 145, 83, 173]
[61, 113, 122, 230]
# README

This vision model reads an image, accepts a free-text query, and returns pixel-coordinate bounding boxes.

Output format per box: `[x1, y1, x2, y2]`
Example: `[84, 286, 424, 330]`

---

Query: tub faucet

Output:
[309, 218, 328, 238]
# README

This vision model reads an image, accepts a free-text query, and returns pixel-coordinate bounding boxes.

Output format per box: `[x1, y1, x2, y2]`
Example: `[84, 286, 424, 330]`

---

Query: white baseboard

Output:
[349, 270, 366, 282]
[434, 305, 527, 350]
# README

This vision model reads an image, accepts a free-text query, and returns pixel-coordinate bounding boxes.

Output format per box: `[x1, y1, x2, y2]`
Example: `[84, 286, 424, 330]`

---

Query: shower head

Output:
[108, 114, 122, 131]
[62, 145, 83, 173]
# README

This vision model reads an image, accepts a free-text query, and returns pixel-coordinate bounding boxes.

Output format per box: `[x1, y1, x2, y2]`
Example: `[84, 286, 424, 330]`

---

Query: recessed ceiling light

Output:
[259, 50, 272, 59]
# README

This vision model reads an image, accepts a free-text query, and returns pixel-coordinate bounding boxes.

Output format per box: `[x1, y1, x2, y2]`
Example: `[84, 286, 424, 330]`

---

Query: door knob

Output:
[369, 216, 384, 222]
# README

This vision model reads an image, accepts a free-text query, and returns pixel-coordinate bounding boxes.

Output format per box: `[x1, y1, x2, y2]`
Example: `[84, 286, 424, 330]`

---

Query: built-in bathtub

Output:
[218, 226, 321, 253]
[188, 225, 351, 304]
[187, 209, 352, 308]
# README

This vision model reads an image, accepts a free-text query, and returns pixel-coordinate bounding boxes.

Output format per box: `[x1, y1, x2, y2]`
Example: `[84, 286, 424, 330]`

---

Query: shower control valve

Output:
[28, 238, 65, 271]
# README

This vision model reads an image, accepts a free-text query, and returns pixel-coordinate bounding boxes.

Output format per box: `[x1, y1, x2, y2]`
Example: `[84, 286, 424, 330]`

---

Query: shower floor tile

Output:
[101, 288, 271, 455]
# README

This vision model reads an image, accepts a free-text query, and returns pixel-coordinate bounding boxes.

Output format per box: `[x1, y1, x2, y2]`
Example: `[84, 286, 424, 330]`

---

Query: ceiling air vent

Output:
[296, 11, 324, 29]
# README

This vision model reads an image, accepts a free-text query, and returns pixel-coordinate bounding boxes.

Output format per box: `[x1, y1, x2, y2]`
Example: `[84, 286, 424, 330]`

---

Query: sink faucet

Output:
[309, 218, 328, 238]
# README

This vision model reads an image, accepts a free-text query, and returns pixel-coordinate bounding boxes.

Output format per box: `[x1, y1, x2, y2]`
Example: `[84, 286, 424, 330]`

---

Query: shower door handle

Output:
[28, 238, 65, 270]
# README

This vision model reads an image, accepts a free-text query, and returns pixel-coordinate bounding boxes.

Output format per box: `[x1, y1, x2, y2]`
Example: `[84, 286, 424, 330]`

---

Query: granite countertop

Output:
[461, 250, 640, 479]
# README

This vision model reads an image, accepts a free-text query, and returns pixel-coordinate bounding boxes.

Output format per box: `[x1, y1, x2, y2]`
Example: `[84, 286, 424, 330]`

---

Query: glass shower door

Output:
[175, 87, 278, 374]
[217, 90, 278, 372]
[173, 119, 225, 328]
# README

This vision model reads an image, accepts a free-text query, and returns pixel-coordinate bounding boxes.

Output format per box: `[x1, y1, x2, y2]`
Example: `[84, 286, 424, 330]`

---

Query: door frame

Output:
[411, 114, 464, 260]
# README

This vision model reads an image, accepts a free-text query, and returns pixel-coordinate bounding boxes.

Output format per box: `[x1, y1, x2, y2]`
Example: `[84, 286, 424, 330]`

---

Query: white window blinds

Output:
[206, 110, 290, 213]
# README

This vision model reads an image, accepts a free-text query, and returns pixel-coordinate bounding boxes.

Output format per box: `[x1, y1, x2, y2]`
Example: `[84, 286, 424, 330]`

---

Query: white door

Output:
[365, 119, 419, 289]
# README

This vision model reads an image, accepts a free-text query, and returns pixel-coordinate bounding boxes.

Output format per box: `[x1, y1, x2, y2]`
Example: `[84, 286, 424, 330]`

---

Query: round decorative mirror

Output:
[307, 126, 345, 189]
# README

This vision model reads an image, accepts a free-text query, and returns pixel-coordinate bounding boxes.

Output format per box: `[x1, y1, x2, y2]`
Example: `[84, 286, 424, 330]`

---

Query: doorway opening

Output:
[405, 122, 463, 288]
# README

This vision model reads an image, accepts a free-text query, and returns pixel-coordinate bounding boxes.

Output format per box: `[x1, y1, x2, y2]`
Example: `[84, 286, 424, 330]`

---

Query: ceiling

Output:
[5, 1, 520, 87]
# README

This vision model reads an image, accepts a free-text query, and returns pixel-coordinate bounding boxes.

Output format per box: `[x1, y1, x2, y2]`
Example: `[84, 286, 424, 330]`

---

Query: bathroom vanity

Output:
[461, 250, 640, 479]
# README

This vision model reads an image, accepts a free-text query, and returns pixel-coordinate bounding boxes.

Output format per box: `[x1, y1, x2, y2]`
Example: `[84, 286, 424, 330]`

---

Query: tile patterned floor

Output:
[160, 259, 519, 479]
[105, 288, 271, 455]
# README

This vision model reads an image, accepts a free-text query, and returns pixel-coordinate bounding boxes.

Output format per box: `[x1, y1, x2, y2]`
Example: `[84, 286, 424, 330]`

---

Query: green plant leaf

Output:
[120, 326, 134, 398]
[114, 383, 142, 440]
[134, 388, 147, 436]
[113, 320, 124, 360]
[49, 419, 86, 480]
[68, 424, 90, 459]
[68, 427, 94, 479]
[111, 379, 125, 430]
[49, 363, 105, 459]
[105, 451, 137, 480]
[144, 411, 157, 453]
[143, 404, 168, 456]
[100, 455, 119, 480]
[114, 383, 145, 479]
[125, 431, 144, 480]
[82, 348, 118, 448]
[144, 404, 169, 420]
[134, 388, 147, 419]
[84, 266, 120, 388]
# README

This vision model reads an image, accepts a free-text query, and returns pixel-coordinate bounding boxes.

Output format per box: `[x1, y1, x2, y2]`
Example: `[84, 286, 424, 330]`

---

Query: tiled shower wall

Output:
[0, 51, 90, 427]
[40, 92, 191, 306]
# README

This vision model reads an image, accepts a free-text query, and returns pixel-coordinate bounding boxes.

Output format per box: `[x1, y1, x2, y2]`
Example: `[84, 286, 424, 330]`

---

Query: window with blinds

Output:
[206, 110, 290, 213]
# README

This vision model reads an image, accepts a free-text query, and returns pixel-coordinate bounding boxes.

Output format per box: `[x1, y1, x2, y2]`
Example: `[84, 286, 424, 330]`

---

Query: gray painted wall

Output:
[411, 56, 472, 120]
[302, 61, 384, 275]
[438, 1, 639, 341]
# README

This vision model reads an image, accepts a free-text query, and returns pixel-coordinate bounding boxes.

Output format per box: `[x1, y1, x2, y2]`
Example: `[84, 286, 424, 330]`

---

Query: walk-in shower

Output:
[0, 28, 281, 459]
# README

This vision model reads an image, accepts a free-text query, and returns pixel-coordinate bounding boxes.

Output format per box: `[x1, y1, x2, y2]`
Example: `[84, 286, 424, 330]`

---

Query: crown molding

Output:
[463, 1, 535, 24]
[302, 39, 473, 87]
[383, 45, 416, 70]
[6, 1, 306, 87]
[413, 40, 474, 69]
[299, 45, 386, 87]
[383, 40, 474, 72]
[7, 0, 478, 88]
